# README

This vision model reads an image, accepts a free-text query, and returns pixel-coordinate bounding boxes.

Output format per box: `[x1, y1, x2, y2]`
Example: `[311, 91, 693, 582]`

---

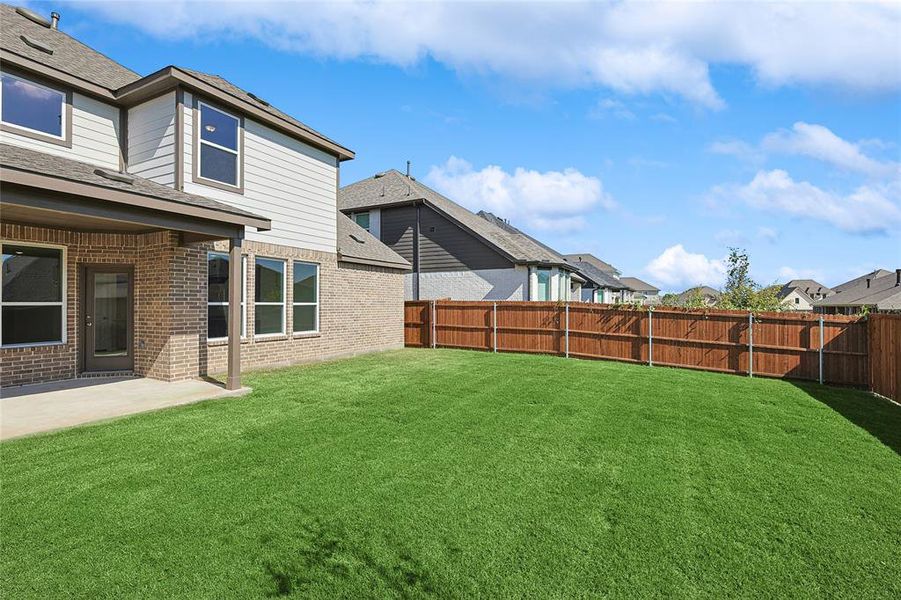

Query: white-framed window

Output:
[352, 212, 371, 232]
[1, 242, 66, 347]
[255, 257, 285, 336]
[0, 71, 67, 141]
[207, 252, 246, 341]
[292, 261, 319, 334]
[197, 100, 241, 187]
[536, 268, 551, 301]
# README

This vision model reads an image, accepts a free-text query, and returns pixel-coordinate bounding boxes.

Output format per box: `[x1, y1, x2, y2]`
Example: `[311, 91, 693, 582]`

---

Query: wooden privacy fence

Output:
[868, 313, 901, 401]
[405, 300, 875, 388]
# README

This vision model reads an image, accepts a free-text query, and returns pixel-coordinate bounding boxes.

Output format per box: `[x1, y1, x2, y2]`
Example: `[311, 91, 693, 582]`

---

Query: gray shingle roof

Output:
[1, 3, 140, 90]
[780, 279, 831, 298]
[339, 169, 573, 267]
[677, 286, 721, 300]
[175, 67, 351, 157]
[336, 212, 410, 270]
[815, 270, 901, 308]
[620, 277, 660, 293]
[1, 143, 267, 223]
[568, 260, 627, 290]
[563, 253, 620, 276]
[831, 269, 892, 294]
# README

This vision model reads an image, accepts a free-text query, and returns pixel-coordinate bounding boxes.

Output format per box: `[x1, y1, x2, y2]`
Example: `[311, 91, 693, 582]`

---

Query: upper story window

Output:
[0, 71, 70, 146]
[352, 212, 371, 232]
[195, 100, 241, 190]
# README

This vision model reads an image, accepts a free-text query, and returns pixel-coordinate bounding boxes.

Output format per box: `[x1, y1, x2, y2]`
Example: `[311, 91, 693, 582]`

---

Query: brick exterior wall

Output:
[1, 224, 405, 387]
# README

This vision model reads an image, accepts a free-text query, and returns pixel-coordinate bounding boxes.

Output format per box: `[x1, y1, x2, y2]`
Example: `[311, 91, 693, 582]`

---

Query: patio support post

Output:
[647, 308, 653, 366]
[818, 316, 824, 384]
[748, 312, 754, 378]
[226, 236, 243, 391]
[492, 302, 498, 352]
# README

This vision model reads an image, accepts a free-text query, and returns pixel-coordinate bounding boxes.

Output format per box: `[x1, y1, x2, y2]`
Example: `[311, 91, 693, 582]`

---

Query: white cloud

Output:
[76, 1, 901, 107]
[424, 156, 614, 232]
[588, 98, 635, 120]
[762, 122, 899, 177]
[710, 169, 901, 235]
[708, 139, 765, 164]
[756, 227, 779, 243]
[644, 244, 725, 289]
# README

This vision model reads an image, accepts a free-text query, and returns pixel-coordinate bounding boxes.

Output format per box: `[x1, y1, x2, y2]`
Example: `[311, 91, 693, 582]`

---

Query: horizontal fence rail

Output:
[405, 300, 877, 388]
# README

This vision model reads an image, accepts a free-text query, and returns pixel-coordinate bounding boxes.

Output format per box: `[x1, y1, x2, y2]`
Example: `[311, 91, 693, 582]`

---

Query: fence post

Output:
[748, 312, 754, 377]
[564, 303, 570, 358]
[492, 302, 498, 353]
[431, 300, 437, 349]
[818, 316, 824, 384]
[647, 308, 653, 366]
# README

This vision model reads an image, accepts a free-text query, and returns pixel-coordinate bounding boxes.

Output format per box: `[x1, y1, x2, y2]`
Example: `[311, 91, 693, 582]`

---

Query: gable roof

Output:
[0, 4, 353, 160]
[1, 3, 139, 92]
[815, 270, 901, 308]
[568, 260, 628, 290]
[779, 286, 815, 304]
[620, 277, 659, 293]
[678, 285, 721, 300]
[831, 269, 892, 294]
[780, 279, 831, 298]
[563, 253, 620, 276]
[0, 142, 270, 229]
[336, 212, 410, 270]
[339, 170, 575, 268]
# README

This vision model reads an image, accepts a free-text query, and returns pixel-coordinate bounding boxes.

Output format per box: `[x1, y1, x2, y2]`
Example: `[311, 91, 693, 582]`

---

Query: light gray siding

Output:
[407, 267, 529, 301]
[127, 91, 176, 185]
[181, 91, 339, 252]
[0, 91, 120, 170]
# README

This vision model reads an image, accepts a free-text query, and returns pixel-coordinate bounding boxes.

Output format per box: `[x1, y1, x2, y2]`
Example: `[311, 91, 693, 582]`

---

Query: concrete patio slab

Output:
[1, 377, 250, 441]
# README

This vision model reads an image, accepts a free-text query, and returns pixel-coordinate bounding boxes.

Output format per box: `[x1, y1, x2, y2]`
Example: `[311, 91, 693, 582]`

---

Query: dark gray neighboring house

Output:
[339, 169, 580, 301]
[814, 269, 901, 314]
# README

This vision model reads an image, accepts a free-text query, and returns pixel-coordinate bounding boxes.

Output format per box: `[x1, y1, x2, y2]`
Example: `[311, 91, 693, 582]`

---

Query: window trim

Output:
[254, 256, 286, 338]
[0, 69, 72, 148]
[352, 211, 371, 232]
[0, 241, 67, 348]
[206, 251, 247, 342]
[192, 97, 244, 194]
[292, 260, 320, 335]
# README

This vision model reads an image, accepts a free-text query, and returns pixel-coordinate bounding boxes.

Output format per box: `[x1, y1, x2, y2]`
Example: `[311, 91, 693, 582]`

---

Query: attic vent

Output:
[20, 35, 53, 54]
[349, 234, 366, 244]
[94, 168, 135, 184]
[373, 172, 385, 179]
[247, 92, 269, 106]
[16, 7, 51, 28]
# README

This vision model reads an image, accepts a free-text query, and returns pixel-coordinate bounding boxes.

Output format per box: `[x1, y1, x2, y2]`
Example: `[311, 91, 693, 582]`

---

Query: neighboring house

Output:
[831, 269, 892, 294]
[813, 269, 901, 314]
[677, 286, 721, 306]
[620, 277, 661, 305]
[339, 169, 580, 301]
[563, 254, 629, 303]
[777, 279, 832, 311]
[0, 4, 410, 389]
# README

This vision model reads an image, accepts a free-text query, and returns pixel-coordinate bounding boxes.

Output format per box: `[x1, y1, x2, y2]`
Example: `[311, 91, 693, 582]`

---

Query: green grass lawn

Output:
[2, 349, 899, 599]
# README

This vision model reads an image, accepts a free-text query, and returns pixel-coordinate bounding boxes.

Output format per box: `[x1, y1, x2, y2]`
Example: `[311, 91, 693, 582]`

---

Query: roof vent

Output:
[247, 92, 269, 106]
[94, 168, 135, 184]
[15, 7, 51, 28]
[373, 172, 385, 179]
[349, 234, 366, 244]
[20, 35, 53, 54]
[50, 12, 60, 30]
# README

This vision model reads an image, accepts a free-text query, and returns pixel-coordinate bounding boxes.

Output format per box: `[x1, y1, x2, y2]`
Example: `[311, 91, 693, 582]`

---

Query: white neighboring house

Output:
[777, 279, 832, 311]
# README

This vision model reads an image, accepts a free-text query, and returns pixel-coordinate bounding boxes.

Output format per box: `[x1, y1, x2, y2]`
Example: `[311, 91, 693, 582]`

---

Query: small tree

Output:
[719, 247, 783, 312]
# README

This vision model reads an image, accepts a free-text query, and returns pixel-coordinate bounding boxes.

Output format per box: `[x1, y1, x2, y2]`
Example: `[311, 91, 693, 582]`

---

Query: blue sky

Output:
[33, 1, 900, 291]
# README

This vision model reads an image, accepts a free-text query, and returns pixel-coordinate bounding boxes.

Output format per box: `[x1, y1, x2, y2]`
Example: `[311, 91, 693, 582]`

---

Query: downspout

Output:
[413, 202, 421, 300]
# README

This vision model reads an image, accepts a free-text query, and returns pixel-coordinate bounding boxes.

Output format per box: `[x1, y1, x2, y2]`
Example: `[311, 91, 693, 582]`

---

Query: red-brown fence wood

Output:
[405, 300, 880, 388]
[869, 313, 901, 401]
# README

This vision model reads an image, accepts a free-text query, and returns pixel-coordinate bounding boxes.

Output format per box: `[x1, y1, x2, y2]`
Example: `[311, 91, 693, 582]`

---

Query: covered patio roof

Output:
[1, 143, 270, 241]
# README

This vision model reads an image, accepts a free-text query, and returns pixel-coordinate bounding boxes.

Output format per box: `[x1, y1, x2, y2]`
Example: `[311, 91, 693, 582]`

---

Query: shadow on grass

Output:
[263, 518, 437, 597]
[792, 381, 901, 456]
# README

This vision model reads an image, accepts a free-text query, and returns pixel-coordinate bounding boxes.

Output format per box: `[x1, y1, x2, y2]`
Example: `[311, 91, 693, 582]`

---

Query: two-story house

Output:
[339, 169, 580, 301]
[0, 4, 410, 389]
